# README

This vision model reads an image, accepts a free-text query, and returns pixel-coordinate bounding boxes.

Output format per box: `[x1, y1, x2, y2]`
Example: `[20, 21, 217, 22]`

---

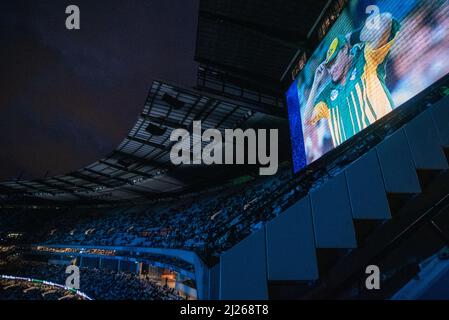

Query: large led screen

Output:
[287, 0, 449, 173]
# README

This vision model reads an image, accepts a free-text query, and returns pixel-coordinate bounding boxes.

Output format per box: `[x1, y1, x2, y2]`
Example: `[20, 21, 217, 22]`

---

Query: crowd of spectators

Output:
[0, 279, 84, 300]
[34, 164, 293, 261]
[0, 256, 181, 300]
[33, 246, 195, 273]
[0, 82, 447, 301]
[1, 86, 447, 266]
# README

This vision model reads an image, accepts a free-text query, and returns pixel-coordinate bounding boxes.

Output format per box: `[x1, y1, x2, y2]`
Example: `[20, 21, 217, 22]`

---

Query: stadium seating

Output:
[1, 90, 448, 300]
[0, 279, 84, 300]
[18, 165, 292, 260]
[210, 93, 449, 299]
[0, 258, 182, 300]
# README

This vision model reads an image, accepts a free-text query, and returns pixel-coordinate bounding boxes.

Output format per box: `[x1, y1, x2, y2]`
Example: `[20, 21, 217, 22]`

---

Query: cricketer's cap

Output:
[325, 35, 348, 65]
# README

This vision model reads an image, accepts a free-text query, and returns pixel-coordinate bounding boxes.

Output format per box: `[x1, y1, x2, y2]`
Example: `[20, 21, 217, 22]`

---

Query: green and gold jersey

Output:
[310, 28, 399, 147]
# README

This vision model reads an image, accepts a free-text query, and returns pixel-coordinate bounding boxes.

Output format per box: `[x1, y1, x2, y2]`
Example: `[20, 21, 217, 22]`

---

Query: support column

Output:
[136, 262, 143, 274]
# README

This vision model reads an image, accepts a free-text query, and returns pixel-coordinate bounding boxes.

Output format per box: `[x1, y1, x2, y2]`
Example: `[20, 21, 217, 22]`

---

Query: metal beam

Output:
[68, 172, 116, 189]
[155, 78, 285, 118]
[103, 157, 185, 189]
[35, 179, 85, 198]
[15, 181, 56, 196]
[96, 162, 168, 193]
[195, 86, 285, 118]
[111, 151, 173, 171]
[82, 168, 130, 186]
[140, 114, 189, 131]
[194, 56, 281, 88]
[196, 75, 283, 112]
[197, 65, 282, 96]
[0, 184, 24, 195]
[99, 160, 155, 180]
[125, 136, 170, 151]
[68, 172, 158, 198]
[199, 10, 309, 49]
[52, 177, 95, 192]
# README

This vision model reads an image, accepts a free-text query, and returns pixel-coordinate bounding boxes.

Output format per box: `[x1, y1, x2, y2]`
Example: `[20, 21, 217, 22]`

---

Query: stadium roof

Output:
[0, 1, 328, 205]
[0, 80, 283, 205]
[195, 0, 331, 85]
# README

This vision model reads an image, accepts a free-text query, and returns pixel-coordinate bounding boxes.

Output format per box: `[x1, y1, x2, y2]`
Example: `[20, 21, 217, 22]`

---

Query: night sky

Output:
[0, 0, 199, 181]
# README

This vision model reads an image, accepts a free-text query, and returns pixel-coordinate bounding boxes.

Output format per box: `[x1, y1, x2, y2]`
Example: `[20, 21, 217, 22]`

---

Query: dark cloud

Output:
[0, 0, 198, 180]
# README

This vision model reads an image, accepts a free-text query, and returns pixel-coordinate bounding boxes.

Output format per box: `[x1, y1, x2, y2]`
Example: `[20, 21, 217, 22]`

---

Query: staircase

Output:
[207, 94, 449, 300]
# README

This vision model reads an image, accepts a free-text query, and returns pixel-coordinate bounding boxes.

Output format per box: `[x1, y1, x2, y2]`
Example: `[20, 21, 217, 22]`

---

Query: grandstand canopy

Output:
[0, 80, 285, 205]
[195, 0, 330, 85]
[0, 0, 329, 206]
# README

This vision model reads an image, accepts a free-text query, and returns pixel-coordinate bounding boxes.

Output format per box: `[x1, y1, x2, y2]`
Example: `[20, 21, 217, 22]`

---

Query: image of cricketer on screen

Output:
[304, 11, 401, 147]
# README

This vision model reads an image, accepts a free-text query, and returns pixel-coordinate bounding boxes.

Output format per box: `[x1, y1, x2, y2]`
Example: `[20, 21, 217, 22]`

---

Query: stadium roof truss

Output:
[0, 80, 260, 203]
[0, 1, 336, 205]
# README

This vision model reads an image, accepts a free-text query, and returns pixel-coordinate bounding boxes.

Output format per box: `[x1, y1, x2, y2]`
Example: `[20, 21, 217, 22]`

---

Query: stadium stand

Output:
[1, 0, 449, 300]
[37, 165, 292, 258]
[217, 90, 449, 299]
[1, 87, 448, 300]
[0, 257, 182, 300]
[0, 279, 85, 301]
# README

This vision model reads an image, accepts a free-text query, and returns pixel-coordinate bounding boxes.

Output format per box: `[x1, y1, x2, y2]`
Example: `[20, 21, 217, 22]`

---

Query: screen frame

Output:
[285, 71, 449, 178]
[285, 1, 449, 175]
